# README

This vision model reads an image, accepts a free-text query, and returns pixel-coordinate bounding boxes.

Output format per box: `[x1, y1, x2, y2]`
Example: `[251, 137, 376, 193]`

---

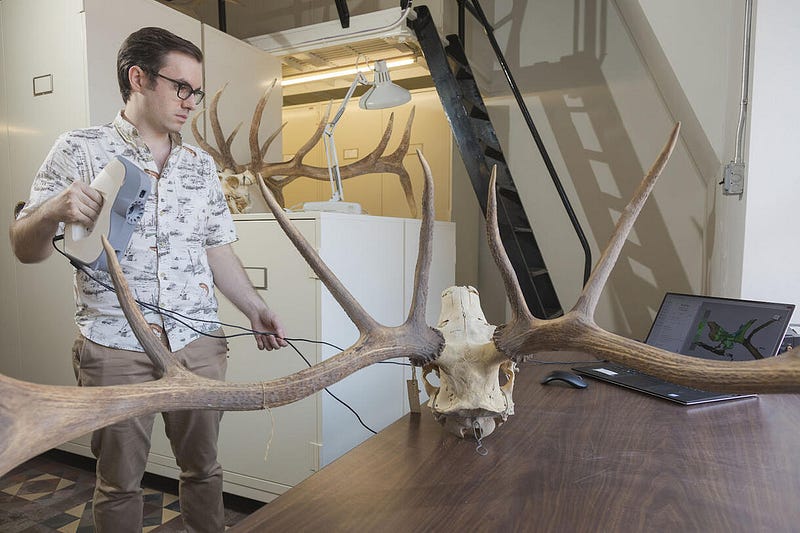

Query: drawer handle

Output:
[244, 267, 267, 290]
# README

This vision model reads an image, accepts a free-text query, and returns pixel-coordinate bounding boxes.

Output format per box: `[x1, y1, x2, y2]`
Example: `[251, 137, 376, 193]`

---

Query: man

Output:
[10, 27, 286, 532]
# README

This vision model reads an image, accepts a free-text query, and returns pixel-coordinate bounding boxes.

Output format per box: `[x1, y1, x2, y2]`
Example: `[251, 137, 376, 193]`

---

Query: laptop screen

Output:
[645, 293, 795, 362]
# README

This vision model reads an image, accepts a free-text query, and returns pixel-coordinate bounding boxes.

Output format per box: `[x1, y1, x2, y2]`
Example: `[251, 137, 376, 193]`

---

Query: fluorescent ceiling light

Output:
[282, 56, 416, 86]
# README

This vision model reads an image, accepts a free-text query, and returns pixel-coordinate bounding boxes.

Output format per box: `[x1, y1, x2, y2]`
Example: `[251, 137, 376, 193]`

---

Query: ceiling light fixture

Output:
[281, 56, 416, 86]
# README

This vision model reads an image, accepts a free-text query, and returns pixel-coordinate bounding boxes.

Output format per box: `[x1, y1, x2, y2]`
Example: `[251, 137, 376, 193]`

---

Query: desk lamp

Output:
[303, 59, 411, 214]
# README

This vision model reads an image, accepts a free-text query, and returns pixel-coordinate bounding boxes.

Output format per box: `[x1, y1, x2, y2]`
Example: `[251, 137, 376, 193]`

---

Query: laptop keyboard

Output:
[613, 366, 706, 392]
[590, 363, 737, 401]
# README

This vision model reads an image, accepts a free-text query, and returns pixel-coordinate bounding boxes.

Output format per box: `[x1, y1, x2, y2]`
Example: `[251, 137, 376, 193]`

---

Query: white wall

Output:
[628, 0, 751, 301]
[635, 0, 740, 163]
[451, 0, 707, 337]
[740, 0, 800, 313]
[625, 0, 800, 315]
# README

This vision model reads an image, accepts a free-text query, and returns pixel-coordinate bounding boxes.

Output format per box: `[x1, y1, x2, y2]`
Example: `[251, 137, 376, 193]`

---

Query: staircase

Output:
[409, 5, 563, 319]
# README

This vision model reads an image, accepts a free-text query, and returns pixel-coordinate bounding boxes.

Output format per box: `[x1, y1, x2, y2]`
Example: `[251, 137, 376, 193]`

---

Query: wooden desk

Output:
[232, 353, 800, 532]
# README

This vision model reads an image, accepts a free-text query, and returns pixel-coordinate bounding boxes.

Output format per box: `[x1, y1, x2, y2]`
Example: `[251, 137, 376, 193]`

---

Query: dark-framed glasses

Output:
[151, 71, 205, 104]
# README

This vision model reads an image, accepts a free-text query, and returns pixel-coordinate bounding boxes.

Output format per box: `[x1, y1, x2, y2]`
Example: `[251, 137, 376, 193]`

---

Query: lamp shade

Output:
[359, 59, 411, 109]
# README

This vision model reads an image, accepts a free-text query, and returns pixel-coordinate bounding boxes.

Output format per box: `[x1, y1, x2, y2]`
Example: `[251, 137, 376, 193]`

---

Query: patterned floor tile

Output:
[0, 451, 258, 532]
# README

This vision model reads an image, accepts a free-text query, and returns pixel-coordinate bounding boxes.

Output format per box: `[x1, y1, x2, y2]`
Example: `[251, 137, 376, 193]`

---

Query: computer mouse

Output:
[541, 370, 588, 389]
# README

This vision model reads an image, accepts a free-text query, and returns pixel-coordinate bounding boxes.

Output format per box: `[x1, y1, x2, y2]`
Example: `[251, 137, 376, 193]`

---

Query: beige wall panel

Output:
[3, 0, 88, 384]
[455, 1, 706, 338]
[83, 0, 202, 125]
[200, 23, 283, 213]
[0, 2, 20, 377]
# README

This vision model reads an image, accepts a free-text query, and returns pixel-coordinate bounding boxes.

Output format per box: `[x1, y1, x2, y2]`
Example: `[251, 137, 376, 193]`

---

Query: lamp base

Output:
[301, 200, 362, 215]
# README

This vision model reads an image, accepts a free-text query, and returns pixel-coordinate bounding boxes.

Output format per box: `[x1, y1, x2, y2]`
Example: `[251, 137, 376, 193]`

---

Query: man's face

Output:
[141, 51, 203, 135]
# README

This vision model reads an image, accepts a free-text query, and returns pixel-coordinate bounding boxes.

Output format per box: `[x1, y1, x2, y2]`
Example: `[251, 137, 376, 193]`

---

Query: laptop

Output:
[573, 293, 795, 405]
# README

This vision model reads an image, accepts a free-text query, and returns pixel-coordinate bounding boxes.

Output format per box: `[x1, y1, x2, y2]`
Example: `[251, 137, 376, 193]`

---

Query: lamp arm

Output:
[323, 129, 341, 200]
[323, 73, 368, 202]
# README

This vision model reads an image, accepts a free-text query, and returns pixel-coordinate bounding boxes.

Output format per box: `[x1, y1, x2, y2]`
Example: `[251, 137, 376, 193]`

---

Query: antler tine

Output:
[391, 166, 418, 219]
[191, 111, 225, 165]
[486, 165, 536, 324]
[225, 121, 244, 159]
[100, 236, 187, 378]
[572, 122, 681, 318]
[249, 79, 278, 170]
[256, 176, 379, 333]
[259, 122, 288, 162]
[346, 109, 418, 218]
[392, 106, 415, 159]
[292, 102, 332, 162]
[406, 150, 435, 326]
[363, 112, 395, 164]
[209, 83, 242, 172]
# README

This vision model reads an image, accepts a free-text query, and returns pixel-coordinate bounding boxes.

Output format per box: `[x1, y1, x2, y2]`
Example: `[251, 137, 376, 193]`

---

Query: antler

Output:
[259, 104, 418, 217]
[491, 122, 800, 393]
[0, 150, 443, 477]
[193, 81, 419, 216]
[191, 82, 248, 173]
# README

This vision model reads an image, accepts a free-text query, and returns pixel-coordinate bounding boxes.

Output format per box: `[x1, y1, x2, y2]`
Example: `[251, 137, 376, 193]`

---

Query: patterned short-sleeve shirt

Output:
[18, 111, 237, 352]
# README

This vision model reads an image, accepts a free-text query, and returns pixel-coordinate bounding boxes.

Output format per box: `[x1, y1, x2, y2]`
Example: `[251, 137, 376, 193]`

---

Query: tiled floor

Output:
[0, 450, 261, 532]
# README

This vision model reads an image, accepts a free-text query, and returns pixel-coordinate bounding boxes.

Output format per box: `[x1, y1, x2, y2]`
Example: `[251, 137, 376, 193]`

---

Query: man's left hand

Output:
[251, 307, 287, 351]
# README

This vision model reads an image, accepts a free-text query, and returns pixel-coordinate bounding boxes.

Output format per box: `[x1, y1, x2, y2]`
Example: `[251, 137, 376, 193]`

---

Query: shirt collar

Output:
[113, 110, 183, 150]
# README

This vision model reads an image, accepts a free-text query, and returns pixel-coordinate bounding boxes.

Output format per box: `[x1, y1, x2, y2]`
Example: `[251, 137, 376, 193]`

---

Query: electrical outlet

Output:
[722, 162, 745, 195]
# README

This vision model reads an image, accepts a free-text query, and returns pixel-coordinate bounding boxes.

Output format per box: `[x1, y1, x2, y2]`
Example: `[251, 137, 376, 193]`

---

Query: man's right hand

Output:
[44, 181, 104, 229]
[11, 181, 104, 263]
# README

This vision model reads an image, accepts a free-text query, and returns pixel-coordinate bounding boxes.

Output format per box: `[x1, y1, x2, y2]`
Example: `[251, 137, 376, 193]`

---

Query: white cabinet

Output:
[197, 212, 455, 501]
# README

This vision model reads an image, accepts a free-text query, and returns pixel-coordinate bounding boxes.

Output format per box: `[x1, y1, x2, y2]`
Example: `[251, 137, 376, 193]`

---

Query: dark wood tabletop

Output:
[232, 352, 800, 532]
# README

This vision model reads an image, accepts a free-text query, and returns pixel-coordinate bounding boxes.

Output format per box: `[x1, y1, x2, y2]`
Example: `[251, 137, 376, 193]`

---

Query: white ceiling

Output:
[155, 0, 432, 101]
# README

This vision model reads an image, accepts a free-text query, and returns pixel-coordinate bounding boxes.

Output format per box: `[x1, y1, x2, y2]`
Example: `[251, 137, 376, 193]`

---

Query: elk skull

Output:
[219, 169, 255, 214]
[423, 286, 517, 438]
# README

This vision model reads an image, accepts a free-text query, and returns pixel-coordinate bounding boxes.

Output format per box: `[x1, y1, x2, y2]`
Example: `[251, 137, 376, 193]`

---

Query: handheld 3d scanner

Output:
[64, 155, 152, 271]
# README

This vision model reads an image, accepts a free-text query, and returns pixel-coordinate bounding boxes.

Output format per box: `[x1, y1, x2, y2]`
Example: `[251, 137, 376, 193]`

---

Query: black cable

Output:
[52, 238, 379, 435]
[283, 339, 376, 434]
[456, 0, 593, 285]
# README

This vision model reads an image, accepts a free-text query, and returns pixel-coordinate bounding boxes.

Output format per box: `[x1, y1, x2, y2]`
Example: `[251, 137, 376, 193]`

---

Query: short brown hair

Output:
[117, 27, 203, 103]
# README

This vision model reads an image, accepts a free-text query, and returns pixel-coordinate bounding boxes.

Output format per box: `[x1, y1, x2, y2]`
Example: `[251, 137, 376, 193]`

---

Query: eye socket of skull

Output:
[421, 364, 441, 398]
[499, 361, 517, 391]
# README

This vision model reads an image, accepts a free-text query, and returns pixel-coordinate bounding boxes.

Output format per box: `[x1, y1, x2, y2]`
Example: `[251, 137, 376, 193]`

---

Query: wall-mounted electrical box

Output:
[722, 161, 745, 195]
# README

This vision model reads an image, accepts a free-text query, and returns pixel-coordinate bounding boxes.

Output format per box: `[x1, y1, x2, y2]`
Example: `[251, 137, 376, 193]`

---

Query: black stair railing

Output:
[456, 0, 593, 286]
[409, 5, 566, 319]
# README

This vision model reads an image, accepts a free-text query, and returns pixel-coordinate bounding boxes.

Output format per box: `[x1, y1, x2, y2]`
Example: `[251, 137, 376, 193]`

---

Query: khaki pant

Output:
[72, 331, 228, 533]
